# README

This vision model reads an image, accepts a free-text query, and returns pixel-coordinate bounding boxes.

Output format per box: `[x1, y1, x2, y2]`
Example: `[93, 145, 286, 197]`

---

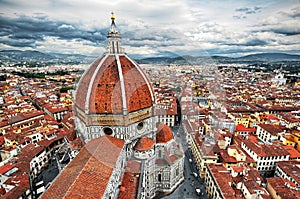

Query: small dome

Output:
[134, 137, 154, 151]
[156, 123, 173, 143]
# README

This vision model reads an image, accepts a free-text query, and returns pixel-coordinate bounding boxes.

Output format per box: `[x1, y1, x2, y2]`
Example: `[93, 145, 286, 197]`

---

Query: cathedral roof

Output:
[156, 122, 173, 143]
[40, 135, 124, 199]
[134, 136, 154, 151]
[75, 14, 154, 115]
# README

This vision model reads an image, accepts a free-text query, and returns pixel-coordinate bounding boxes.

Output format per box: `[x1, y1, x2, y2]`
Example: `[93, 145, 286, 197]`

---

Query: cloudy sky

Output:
[0, 0, 299, 58]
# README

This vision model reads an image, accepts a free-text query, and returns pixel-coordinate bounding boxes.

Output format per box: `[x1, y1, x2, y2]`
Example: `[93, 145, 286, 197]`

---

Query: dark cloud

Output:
[233, 15, 246, 19]
[256, 22, 300, 36]
[290, 12, 300, 18]
[234, 6, 262, 19]
[235, 6, 262, 14]
[243, 38, 268, 46]
[0, 15, 107, 48]
[223, 38, 268, 47]
[235, 7, 251, 12]
[280, 6, 300, 18]
[1, 38, 37, 47]
[121, 28, 182, 48]
[271, 29, 300, 36]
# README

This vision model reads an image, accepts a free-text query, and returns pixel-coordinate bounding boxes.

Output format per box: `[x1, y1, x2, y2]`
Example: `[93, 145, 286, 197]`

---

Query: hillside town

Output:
[0, 60, 300, 198]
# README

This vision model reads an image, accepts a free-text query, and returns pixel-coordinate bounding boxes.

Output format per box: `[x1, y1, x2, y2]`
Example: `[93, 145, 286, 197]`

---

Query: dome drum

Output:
[133, 136, 155, 159]
[74, 105, 153, 127]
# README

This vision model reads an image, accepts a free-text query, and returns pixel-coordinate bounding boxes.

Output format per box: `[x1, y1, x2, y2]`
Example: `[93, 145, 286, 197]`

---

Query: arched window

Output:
[137, 122, 144, 130]
[103, 127, 113, 135]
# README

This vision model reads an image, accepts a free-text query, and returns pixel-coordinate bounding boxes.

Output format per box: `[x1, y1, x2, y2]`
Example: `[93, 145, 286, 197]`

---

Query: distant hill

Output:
[0, 50, 95, 64]
[138, 53, 300, 64]
[0, 50, 54, 63]
[0, 50, 299, 65]
[236, 53, 300, 61]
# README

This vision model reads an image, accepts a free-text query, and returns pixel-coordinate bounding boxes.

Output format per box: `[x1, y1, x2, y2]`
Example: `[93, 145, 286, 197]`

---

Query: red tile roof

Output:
[6, 110, 44, 125]
[75, 55, 153, 114]
[235, 124, 256, 132]
[118, 172, 139, 199]
[18, 144, 44, 163]
[283, 146, 300, 159]
[40, 135, 124, 199]
[43, 104, 68, 114]
[134, 136, 154, 151]
[156, 123, 173, 143]
[208, 164, 236, 198]
[125, 160, 141, 174]
[276, 161, 300, 186]
[0, 163, 15, 175]
[258, 124, 284, 135]
[243, 180, 266, 195]
[267, 177, 300, 199]
[1, 178, 29, 199]
[118, 160, 140, 199]
[241, 135, 289, 157]
[75, 56, 105, 111]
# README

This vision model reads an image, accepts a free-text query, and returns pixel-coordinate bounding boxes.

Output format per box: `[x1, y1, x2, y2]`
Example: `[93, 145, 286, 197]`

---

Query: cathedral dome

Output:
[75, 54, 154, 114]
[156, 123, 173, 143]
[74, 13, 154, 127]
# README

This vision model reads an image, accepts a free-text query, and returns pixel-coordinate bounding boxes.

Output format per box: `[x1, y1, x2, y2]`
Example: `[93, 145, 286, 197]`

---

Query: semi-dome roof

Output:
[134, 136, 155, 151]
[75, 14, 154, 116]
[156, 123, 173, 143]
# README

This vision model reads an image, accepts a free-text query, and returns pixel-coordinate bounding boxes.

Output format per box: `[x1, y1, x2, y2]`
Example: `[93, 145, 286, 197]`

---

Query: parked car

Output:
[195, 188, 201, 195]
[192, 172, 198, 177]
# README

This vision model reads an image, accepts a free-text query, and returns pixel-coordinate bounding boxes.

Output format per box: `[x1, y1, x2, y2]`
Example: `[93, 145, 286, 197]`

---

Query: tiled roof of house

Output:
[0, 163, 15, 175]
[276, 161, 300, 186]
[1, 177, 29, 199]
[242, 135, 289, 157]
[266, 177, 300, 199]
[282, 146, 300, 159]
[243, 180, 268, 196]
[258, 124, 284, 135]
[40, 135, 124, 199]
[208, 164, 237, 199]
[235, 124, 256, 132]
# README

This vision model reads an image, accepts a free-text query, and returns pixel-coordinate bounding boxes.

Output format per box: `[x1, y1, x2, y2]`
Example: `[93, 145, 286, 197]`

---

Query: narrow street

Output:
[160, 126, 208, 199]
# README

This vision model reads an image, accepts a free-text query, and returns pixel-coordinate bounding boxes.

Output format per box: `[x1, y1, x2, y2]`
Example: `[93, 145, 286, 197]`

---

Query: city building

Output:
[205, 164, 236, 198]
[238, 135, 290, 175]
[189, 132, 219, 178]
[275, 161, 300, 188]
[271, 72, 287, 86]
[266, 177, 300, 198]
[256, 124, 285, 144]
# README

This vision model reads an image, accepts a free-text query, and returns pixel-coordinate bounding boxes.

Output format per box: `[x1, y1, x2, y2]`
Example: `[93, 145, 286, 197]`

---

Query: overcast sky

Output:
[0, 0, 299, 58]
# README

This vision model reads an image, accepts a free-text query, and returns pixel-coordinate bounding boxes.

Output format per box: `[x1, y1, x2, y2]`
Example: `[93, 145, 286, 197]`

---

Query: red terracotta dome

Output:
[75, 54, 154, 115]
[75, 14, 154, 116]
[134, 137, 155, 151]
[156, 123, 173, 143]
